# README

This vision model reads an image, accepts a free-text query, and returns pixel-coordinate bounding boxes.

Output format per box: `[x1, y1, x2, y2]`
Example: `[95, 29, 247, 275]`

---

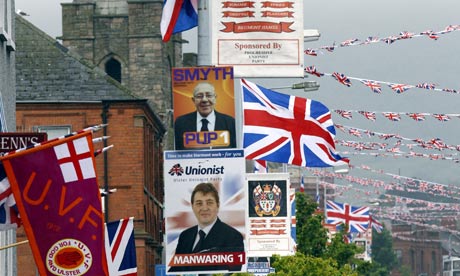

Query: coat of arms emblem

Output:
[253, 182, 282, 216]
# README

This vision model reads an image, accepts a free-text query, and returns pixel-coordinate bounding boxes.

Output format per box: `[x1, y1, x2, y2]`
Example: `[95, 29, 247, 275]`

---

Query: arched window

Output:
[105, 58, 121, 83]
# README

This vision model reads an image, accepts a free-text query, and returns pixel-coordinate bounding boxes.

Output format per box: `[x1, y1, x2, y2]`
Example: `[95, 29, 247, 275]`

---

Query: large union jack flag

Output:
[326, 200, 369, 233]
[241, 79, 349, 168]
[105, 217, 138, 276]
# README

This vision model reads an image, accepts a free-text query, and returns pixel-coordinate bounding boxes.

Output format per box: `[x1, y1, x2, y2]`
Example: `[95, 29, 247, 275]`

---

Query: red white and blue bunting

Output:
[334, 109, 458, 122]
[304, 25, 460, 56]
[305, 65, 459, 94]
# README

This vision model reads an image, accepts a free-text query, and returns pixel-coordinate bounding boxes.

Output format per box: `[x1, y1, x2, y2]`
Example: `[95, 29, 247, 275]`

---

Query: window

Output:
[105, 58, 121, 83]
[35, 125, 71, 139]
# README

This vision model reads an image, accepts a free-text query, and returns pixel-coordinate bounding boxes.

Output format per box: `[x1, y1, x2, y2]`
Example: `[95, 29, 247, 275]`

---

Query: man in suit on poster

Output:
[168, 183, 244, 273]
[174, 82, 236, 150]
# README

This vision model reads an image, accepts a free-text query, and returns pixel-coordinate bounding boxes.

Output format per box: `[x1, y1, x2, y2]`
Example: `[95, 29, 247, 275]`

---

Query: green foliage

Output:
[269, 253, 358, 276]
[295, 192, 328, 257]
[323, 226, 362, 267]
[371, 226, 397, 272]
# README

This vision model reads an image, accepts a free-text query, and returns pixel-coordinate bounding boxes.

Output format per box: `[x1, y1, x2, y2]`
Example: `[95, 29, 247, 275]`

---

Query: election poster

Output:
[246, 173, 293, 257]
[172, 66, 236, 151]
[164, 149, 246, 274]
[210, 0, 304, 77]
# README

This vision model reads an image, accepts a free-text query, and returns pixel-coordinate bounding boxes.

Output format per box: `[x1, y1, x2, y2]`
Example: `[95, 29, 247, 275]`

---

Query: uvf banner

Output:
[0, 131, 108, 276]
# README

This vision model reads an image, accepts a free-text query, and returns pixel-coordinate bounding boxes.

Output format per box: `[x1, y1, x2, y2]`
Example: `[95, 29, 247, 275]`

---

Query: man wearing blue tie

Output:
[174, 82, 236, 150]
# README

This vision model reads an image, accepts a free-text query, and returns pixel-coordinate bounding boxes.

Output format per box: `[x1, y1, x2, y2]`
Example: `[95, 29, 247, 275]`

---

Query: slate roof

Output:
[15, 15, 139, 102]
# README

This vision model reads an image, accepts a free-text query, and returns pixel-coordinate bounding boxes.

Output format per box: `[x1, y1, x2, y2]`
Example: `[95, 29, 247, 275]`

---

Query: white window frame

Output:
[34, 125, 72, 140]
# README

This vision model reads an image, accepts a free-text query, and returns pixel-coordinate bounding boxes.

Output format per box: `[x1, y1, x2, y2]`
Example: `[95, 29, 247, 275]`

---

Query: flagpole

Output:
[0, 240, 29, 251]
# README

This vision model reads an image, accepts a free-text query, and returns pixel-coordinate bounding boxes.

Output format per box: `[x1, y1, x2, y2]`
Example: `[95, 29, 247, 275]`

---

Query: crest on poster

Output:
[253, 183, 282, 216]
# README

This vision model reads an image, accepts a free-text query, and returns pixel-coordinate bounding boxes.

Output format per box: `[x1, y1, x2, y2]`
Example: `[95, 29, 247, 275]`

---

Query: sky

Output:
[15, 0, 460, 204]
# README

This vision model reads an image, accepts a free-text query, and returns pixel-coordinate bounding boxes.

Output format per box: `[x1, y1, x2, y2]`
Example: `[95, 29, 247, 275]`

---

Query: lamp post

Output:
[270, 81, 320, 92]
[304, 29, 321, 42]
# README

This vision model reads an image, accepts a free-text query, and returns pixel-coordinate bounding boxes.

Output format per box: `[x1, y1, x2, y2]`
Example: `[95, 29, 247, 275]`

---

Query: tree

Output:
[370, 225, 397, 273]
[323, 225, 362, 267]
[295, 192, 328, 257]
[269, 253, 358, 276]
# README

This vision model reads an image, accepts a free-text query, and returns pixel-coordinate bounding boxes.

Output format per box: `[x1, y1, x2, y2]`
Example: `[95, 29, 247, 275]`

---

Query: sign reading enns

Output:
[0, 132, 48, 153]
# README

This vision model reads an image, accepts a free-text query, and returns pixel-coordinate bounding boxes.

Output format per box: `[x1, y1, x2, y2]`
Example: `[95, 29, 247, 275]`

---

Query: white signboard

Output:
[246, 173, 292, 257]
[164, 149, 246, 274]
[211, 0, 304, 77]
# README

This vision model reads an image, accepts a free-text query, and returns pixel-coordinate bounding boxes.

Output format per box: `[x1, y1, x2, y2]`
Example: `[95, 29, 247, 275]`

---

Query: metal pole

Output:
[197, 0, 211, 66]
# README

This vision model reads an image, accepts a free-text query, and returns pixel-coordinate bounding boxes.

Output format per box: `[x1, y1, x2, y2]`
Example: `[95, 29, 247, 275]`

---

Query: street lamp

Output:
[304, 29, 321, 42]
[270, 81, 320, 92]
[333, 165, 349, 174]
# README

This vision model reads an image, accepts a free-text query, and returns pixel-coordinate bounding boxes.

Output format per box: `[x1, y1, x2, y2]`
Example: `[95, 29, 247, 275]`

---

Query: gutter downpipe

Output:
[102, 101, 110, 222]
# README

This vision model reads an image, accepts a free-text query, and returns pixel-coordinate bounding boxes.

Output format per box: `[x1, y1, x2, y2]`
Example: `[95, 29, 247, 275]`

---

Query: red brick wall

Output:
[15, 101, 164, 275]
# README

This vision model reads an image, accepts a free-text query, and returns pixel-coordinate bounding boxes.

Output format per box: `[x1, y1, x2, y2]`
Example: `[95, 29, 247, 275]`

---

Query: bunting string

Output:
[338, 150, 460, 163]
[305, 65, 459, 94]
[320, 164, 460, 195]
[311, 170, 460, 237]
[334, 109, 459, 122]
[304, 24, 460, 57]
[335, 124, 459, 152]
[318, 178, 460, 230]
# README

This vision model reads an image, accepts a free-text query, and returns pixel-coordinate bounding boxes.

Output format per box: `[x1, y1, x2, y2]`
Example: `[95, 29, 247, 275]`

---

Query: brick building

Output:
[14, 11, 168, 275]
[391, 224, 445, 276]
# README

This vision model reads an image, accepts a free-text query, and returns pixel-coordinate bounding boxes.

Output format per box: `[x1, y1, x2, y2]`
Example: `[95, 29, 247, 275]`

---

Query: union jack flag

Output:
[364, 36, 380, 44]
[429, 138, 447, 150]
[290, 189, 296, 245]
[340, 38, 359, 47]
[383, 112, 401, 121]
[420, 30, 439, 40]
[300, 175, 305, 193]
[433, 114, 450, 121]
[360, 79, 382, 93]
[348, 128, 362, 137]
[332, 72, 352, 87]
[0, 162, 21, 231]
[370, 216, 383, 233]
[358, 111, 376, 121]
[241, 79, 349, 168]
[168, 163, 184, 176]
[437, 24, 457, 34]
[407, 113, 426, 121]
[389, 83, 413, 94]
[253, 159, 267, 173]
[105, 217, 138, 276]
[321, 44, 336, 52]
[442, 88, 458, 93]
[399, 31, 415, 39]
[326, 200, 370, 233]
[335, 110, 352, 119]
[305, 66, 324, 77]
[382, 36, 398, 44]
[304, 49, 318, 56]
[416, 83, 436, 90]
